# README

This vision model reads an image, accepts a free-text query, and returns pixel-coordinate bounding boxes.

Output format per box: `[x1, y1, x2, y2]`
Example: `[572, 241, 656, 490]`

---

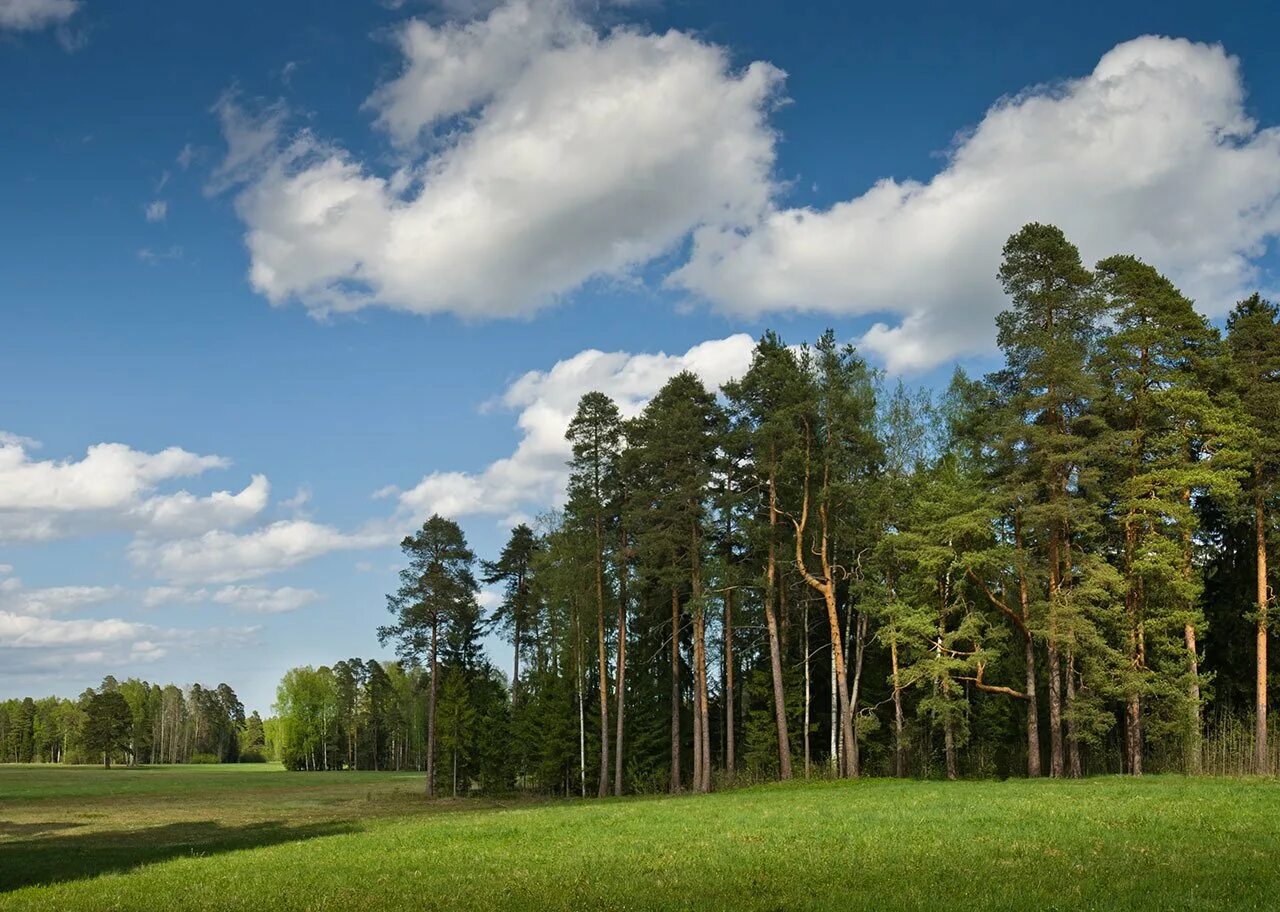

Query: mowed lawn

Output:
[2, 766, 1279, 911]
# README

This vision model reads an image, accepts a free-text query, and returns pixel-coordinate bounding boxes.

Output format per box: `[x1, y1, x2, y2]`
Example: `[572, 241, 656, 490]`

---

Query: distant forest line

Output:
[6, 222, 1280, 794]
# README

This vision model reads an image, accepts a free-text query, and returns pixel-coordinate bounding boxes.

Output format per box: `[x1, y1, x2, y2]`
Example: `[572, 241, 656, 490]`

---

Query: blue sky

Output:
[3, 0, 1280, 713]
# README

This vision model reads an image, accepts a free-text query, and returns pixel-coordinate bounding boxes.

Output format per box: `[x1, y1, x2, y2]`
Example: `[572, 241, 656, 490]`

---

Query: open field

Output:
[2, 766, 1279, 911]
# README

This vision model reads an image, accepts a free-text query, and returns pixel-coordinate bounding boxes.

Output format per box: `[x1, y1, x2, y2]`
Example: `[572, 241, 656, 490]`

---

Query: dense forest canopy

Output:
[7, 223, 1280, 791]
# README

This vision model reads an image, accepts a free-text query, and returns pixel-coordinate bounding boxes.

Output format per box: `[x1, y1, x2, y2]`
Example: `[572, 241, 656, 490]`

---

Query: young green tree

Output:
[83, 690, 132, 768]
[379, 515, 480, 796]
[482, 523, 542, 707]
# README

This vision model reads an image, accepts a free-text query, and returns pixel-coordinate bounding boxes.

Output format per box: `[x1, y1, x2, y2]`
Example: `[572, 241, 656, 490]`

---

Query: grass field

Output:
[2, 765, 1279, 911]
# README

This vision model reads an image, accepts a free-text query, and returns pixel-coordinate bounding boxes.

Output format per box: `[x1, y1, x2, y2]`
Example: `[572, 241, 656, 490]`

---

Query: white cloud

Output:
[0, 434, 266, 542]
[0, 612, 143, 648]
[211, 585, 322, 614]
[129, 474, 269, 537]
[0, 0, 78, 31]
[0, 577, 119, 617]
[674, 36, 1280, 371]
[390, 333, 755, 520]
[145, 200, 168, 222]
[142, 586, 208, 609]
[216, 0, 781, 320]
[129, 519, 390, 583]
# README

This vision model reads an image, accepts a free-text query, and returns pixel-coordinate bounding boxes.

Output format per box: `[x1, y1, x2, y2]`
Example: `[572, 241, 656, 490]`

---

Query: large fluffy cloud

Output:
[675, 36, 1280, 371]
[0, 433, 267, 542]
[216, 14, 1280, 373]
[0, 0, 78, 31]
[129, 520, 390, 584]
[218, 0, 781, 318]
[387, 334, 756, 521]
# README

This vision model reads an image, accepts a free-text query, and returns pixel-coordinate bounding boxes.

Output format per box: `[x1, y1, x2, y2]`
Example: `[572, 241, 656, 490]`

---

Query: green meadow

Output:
[2, 765, 1279, 910]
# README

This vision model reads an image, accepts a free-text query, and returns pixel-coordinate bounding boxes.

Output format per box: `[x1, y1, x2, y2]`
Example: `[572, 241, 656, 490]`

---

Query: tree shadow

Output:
[0, 819, 358, 892]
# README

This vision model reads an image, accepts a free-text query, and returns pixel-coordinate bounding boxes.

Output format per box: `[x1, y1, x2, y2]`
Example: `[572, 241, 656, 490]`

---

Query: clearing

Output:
[1, 765, 1278, 910]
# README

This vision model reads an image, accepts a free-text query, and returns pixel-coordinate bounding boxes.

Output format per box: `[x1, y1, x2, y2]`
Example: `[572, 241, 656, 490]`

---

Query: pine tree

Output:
[992, 223, 1103, 777]
[565, 392, 624, 797]
[379, 515, 480, 797]
[1093, 254, 1241, 773]
[626, 372, 722, 792]
[723, 333, 810, 780]
[1225, 293, 1280, 773]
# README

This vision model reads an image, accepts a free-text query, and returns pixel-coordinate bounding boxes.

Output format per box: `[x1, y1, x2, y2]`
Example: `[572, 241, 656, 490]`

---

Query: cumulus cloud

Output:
[129, 474, 270, 537]
[0, 576, 119, 617]
[0, 0, 78, 31]
[211, 585, 322, 614]
[674, 36, 1280, 371]
[388, 334, 755, 520]
[145, 200, 168, 223]
[0, 612, 144, 648]
[213, 15, 1280, 372]
[216, 0, 781, 319]
[0, 434, 266, 542]
[129, 519, 390, 583]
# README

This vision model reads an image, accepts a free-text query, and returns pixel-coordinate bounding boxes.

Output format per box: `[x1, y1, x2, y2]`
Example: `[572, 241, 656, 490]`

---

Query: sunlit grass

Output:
[2, 765, 1278, 910]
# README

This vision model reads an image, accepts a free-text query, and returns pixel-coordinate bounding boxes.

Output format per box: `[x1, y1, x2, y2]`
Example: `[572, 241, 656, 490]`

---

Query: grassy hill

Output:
[2, 765, 1278, 910]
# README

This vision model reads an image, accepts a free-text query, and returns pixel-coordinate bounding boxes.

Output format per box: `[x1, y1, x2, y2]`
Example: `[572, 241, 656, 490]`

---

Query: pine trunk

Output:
[614, 525, 628, 796]
[1256, 467, 1269, 775]
[765, 463, 792, 779]
[724, 584, 735, 780]
[670, 587, 681, 793]
[595, 519, 610, 798]
[426, 619, 438, 798]
[891, 640, 906, 777]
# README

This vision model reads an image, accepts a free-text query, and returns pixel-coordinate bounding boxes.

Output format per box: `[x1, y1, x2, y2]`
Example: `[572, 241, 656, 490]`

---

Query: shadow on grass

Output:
[0, 819, 358, 892]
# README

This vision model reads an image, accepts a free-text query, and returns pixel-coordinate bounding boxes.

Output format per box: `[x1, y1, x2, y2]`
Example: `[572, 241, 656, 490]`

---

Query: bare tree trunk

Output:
[1023, 634, 1041, 778]
[792, 452, 855, 774]
[850, 611, 867, 779]
[1047, 646, 1064, 777]
[724, 584, 735, 781]
[692, 661, 703, 791]
[831, 639, 838, 773]
[426, 619, 438, 797]
[765, 461, 792, 779]
[577, 600, 586, 798]
[1066, 652, 1081, 778]
[1047, 528, 1065, 778]
[696, 612, 711, 793]
[692, 521, 711, 794]
[670, 587, 682, 793]
[595, 519, 610, 798]
[803, 600, 811, 778]
[1256, 468, 1269, 775]
[1185, 622, 1201, 774]
[891, 639, 905, 777]
[614, 525, 628, 796]
[944, 718, 958, 781]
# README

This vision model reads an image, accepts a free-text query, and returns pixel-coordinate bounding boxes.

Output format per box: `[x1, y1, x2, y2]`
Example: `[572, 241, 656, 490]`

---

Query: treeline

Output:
[268, 659, 506, 781]
[1, 676, 264, 767]
[322, 222, 1280, 795]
